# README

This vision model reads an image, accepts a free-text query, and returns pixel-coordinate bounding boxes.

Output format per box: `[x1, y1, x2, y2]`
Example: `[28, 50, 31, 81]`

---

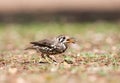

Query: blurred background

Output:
[0, 0, 120, 22]
[0, 0, 120, 50]
[0, 1, 120, 83]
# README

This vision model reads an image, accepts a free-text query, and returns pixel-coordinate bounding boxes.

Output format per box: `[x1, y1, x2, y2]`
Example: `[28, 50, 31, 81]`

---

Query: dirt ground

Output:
[0, 22, 120, 83]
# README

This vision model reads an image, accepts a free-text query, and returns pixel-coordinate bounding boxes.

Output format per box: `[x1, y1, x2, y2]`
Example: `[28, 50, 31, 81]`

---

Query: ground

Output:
[0, 22, 120, 83]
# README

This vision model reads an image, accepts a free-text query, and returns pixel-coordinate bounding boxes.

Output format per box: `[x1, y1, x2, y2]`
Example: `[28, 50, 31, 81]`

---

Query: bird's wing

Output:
[30, 39, 53, 48]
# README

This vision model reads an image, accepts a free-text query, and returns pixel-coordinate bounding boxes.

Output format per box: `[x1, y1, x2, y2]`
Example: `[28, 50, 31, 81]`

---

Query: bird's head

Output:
[56, 35, 76, 44]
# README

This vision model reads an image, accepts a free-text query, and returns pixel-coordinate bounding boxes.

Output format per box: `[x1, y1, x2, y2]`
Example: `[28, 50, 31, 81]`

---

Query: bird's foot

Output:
[45, 55, 58, 64]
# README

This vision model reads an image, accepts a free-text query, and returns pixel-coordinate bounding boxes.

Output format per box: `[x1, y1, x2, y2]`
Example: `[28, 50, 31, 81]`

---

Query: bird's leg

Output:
[46, 55, 57, 63]
[38, 54, 43, 63]
[36, 48, 41, 62]
[35, 47, 56, 63]
[41, 54, 51, 63]
[36, 48, 45, 62]
[38, 53, 48, 63]
[41, 53, 45, 59]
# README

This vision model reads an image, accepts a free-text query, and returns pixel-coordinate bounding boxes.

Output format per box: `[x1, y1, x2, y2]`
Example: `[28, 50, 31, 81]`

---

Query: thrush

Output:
[25, 35, 75, 63]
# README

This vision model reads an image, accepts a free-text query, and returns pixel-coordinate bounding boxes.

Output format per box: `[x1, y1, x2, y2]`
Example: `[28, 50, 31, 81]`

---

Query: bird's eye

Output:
[59, 36, 66, 42]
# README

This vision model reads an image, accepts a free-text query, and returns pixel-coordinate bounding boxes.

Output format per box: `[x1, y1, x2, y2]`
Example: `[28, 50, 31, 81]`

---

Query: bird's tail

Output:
[30, 42, 40, 45]
[25, 41, 39, 50]
[24, 45, 36, 50]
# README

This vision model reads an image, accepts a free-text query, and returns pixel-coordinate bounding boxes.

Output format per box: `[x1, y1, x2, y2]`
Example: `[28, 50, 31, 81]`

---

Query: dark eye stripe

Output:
[59, 36, 66, 42]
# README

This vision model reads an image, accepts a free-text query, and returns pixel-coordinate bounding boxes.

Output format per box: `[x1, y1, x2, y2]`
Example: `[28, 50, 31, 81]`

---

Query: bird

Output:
[25, 35, 75, 63]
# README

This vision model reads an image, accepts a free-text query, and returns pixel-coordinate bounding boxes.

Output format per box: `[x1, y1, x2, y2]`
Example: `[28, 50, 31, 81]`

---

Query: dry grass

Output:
[0, 22, 120, 83]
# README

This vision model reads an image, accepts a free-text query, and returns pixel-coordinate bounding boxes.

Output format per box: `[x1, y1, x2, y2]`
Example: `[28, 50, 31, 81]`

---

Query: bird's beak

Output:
[66, 38, 75, 43]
